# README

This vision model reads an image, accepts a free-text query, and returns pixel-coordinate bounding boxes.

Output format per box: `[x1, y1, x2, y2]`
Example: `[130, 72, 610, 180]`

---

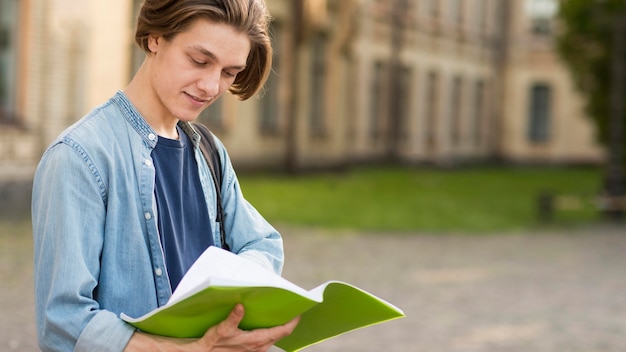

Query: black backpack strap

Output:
[182, 121, 230, 251]
[191, 122, 223, 188]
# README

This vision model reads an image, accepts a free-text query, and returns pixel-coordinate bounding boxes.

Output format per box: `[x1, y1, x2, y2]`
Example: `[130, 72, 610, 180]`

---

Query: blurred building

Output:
[0, 0, 604, 178]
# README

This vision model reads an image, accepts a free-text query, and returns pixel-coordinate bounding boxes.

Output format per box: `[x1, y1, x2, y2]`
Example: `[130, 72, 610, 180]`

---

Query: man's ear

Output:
[147, 35, 160, 53]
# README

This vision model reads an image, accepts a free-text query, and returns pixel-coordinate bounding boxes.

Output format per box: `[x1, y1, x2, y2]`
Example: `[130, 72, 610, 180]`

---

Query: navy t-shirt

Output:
[152, 126, 214, 291]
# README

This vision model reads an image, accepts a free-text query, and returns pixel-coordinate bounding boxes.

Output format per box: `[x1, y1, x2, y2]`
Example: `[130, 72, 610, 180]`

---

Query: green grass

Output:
[238, 166, 605, 233]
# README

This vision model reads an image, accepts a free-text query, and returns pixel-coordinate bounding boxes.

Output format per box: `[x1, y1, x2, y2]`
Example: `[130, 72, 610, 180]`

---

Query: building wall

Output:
[0, 0, 132, 179]
[348, 0, 503, 165]
[501, 0, 604, 164]
[0, 0, 605, 180]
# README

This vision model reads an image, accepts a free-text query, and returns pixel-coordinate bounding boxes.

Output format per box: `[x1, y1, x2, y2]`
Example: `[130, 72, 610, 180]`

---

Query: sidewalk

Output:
[2, 223, 626, 351]
[276, 225, 626, 352]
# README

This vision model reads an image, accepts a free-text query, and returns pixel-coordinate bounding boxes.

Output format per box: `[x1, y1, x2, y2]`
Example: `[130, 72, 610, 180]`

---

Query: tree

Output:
[556, 0, 626, 216]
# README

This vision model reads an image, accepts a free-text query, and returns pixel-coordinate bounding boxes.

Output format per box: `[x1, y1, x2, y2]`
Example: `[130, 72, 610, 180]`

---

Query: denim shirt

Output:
[31, 91, 284, 352]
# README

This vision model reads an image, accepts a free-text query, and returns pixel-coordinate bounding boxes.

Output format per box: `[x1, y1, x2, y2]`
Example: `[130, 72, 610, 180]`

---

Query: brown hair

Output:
[135, 0, 272, 100]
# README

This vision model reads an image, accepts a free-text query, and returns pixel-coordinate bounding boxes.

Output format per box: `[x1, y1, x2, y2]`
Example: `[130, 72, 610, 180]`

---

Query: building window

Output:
[527, 83, 551, 143]
[425, 71, 440, 153]
[259, 69, 280, 134]
[259, 24, 281, 135]
[0, 0, 18, 123]
[396, 66, 411, 140]
[369, 61, 385, 140]
[309, 33, 327, 136]
[473, 80, 485, 146]
[389, 65, 411, 142]
[450, 76, 463, 146]
[525, 0, 558, 35]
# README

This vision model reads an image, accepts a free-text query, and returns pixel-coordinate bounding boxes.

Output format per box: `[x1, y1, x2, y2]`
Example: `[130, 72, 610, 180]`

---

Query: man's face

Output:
[146, 18, 251, 123]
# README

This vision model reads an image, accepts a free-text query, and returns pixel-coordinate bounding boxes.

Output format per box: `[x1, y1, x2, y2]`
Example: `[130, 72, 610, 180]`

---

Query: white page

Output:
[170, 246, 314, 304]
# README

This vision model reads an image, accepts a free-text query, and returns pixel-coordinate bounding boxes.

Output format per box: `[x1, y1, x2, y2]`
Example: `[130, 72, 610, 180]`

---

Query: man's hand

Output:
[125, 304, 300, 352]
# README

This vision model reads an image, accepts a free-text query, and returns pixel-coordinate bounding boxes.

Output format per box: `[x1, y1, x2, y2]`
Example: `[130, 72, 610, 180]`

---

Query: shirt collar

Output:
[112, 90, 159, 148]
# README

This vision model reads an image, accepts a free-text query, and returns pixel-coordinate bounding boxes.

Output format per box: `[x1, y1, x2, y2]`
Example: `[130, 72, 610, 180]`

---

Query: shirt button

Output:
[145, 159, 153, 166]
[155, 268, 163, 276]
[148, 133, 156, 141]
[144, 212, 152, 220]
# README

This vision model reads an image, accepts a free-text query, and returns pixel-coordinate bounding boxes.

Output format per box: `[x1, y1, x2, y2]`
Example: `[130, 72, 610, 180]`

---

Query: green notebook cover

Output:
[121, 247, 405, 352]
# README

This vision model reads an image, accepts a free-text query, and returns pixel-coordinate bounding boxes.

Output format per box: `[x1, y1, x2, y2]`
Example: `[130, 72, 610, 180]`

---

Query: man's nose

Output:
[197, 68, 221, 97]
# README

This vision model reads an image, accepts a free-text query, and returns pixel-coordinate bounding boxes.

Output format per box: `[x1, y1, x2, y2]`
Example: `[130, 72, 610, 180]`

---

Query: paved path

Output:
[2, 222, 626, 351]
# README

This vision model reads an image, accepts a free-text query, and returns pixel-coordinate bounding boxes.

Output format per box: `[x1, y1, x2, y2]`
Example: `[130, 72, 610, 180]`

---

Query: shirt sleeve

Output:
[32, 142, 134, 352]
[75, 312, 135, 352]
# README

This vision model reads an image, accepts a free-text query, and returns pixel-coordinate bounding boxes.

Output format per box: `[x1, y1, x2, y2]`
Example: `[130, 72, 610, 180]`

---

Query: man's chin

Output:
[177, 113, 202, 123]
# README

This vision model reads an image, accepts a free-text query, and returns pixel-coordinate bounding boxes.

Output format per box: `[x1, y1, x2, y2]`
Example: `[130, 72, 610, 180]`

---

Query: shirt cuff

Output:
[75, 310, 136, 352]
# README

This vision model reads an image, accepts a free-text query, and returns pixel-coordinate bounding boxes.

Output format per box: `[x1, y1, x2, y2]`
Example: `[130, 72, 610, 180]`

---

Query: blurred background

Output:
[1, 0, 626, 351]
[1, 0, 625, 219]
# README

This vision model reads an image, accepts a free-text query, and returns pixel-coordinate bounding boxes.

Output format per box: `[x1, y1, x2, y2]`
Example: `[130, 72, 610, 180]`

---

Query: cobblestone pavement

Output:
[2, 222, 626, 352]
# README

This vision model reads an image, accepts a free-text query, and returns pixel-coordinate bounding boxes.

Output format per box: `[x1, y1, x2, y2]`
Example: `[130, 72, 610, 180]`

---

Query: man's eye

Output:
[191, 58, 206, 66]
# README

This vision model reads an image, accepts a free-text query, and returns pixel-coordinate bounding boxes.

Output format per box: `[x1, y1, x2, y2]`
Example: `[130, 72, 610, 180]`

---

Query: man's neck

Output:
[124, 62, 179, 139]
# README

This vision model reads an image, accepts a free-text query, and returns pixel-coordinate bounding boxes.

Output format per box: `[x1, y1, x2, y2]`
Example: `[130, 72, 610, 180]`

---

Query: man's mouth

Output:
[185, 92, 211, 105]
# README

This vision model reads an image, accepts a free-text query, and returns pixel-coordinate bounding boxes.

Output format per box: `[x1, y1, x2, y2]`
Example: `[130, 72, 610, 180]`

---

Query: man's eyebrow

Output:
[191, 45, 247, 70]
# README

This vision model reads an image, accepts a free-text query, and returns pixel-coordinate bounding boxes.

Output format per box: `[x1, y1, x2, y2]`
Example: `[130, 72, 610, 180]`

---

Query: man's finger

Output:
[225, 304, 245, 327]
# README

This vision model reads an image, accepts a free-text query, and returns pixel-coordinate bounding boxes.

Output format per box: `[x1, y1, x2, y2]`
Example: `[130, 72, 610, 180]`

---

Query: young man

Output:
[31, 1, 298, 351]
